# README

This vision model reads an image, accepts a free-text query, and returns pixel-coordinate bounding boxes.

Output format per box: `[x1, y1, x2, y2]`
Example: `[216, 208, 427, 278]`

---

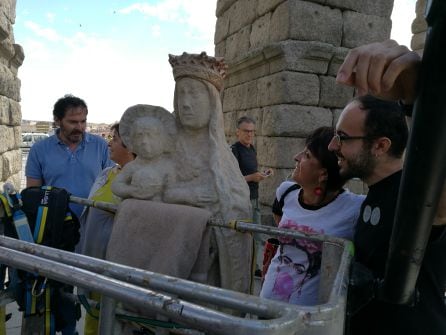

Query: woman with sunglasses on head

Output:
[260, 126, 365, 305]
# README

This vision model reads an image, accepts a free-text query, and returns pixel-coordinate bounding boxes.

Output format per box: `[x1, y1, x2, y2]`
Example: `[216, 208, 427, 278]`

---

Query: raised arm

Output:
[336, 39, 421, 103]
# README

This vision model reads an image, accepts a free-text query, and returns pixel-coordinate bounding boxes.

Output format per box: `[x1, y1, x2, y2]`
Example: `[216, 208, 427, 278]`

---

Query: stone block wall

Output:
[0, 0, 24, 191]
[411, 0, 427, 54]
[216, 0, 391, 217]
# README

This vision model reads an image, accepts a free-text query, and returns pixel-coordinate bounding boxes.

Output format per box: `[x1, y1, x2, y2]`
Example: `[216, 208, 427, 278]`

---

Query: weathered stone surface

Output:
[0, 0, 16, 24]
[9, 99, 20, 125]
[269, 41, 333, 75]
[262, 104, 332, 137]
[0, 96, 20, 125]
[0, 12, 10, 40]
[411, 15, 427, 34]
[325, 0, 393, 17]
[13, 125, 20, 147]
[225, 25, 251, 61]
[0, 39, 15, 66]
[270, 1, 342, 46]
[250, 13, 271, 50]
[225, 41, 334, 89]
[327, 46, 349, 76]
[0, 0, 22, 185]
[257, 136, 306, 168]
[0, 125, 14, 153]
[223, 110, 238, 136]
[0, 63, 20, 101]
[111, 53, 254, 295]
[223, 79, 258, 111]
[342, 11, 391, 48]
[215, 41, 226, 58]
[2, 149, 20, 177]
[411, 31, 426, 51]
[227, 0, 257, 36]
[215, 11, 230, 44]
[257, 0, 286, 17]
[216, 0, 238, 16]
[415, 0, 427, 16]
[0, 95, 9, 124]
[226, 59, 270, 88]
[258, 167, 294, 205]
[257, 71, 320, 107]
[320, 75, 354, 108]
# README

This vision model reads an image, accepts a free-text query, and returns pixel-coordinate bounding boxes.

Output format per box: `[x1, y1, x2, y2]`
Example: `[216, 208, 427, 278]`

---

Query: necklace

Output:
[298, 189, 342, 210]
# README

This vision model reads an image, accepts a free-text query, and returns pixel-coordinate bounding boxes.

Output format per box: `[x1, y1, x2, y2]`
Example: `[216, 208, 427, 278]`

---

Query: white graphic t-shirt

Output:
[260, 181, 364, 305]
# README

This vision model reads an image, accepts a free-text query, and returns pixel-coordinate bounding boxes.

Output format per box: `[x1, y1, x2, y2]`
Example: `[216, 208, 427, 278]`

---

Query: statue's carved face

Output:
[176, 78, 211, 129]
[132, 117, 166, 159]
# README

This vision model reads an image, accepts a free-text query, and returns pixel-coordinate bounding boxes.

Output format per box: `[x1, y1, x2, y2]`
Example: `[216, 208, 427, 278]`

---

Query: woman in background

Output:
[77, 122, 135, 335]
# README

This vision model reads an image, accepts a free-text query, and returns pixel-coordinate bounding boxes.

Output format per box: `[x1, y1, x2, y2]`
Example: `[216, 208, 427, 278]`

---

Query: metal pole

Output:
[69, 196, 117, 213]
[0, 240, 307, 335]
[98, 296, 116, 335]
[381, 0, 446, 304]
[0, 233, 349, 314]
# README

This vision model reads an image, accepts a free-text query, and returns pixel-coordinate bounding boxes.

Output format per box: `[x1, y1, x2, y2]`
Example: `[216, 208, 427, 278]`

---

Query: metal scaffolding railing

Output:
[0, 201, 353, 335]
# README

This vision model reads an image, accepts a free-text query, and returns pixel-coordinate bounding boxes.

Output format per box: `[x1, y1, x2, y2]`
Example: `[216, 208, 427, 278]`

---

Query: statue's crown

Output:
[169, 52, 227, 91]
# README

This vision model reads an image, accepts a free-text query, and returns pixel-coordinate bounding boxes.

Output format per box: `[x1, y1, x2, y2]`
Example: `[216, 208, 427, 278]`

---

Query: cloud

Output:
[46, 12, 56, 23]
[19, 24, 176, 123]
[17, 1, 216, 123]
[118, 0, 216, 41]
[24, 21, 61, 42]
[151, 24, 161, 37]
[119, 1, 182, 21]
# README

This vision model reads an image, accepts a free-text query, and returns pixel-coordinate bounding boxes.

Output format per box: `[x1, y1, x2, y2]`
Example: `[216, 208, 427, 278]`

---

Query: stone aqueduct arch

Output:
[216, 0, 426, 222]
[1, 0, 427, 211]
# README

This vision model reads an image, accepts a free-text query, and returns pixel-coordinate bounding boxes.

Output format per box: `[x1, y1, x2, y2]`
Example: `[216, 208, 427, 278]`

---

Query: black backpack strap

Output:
[272, 183, 300, 216]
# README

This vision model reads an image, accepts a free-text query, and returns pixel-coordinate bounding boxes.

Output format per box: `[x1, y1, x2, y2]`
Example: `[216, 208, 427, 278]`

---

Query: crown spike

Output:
[169, 52, 227, 91]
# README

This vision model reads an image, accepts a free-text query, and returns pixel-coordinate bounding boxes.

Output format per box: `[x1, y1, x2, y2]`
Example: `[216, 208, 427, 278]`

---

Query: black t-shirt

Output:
[351, 170, 446, 335]
[231, 141, 258, 199]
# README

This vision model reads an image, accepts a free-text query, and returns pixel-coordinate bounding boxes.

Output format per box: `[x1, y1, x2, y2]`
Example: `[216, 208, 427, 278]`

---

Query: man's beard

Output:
[61, 128, 84, 144]
[338, 146, 376, 181]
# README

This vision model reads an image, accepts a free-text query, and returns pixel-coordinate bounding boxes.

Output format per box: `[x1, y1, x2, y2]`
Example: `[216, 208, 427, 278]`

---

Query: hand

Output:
[249, 172, 266, 183]
[336, 39, 421, 103]
[261, 168, 273, 177]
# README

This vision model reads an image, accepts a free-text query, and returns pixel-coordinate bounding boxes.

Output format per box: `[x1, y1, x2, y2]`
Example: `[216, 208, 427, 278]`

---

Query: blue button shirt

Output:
[25, 131, 114, 217]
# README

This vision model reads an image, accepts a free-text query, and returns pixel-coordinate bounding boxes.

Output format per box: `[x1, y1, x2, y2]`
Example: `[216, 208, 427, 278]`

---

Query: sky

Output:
[14, 0, 417, 124]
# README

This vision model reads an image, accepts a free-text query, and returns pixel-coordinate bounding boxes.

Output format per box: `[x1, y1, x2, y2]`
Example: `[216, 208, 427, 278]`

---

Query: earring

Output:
[314, 187, 323, 196]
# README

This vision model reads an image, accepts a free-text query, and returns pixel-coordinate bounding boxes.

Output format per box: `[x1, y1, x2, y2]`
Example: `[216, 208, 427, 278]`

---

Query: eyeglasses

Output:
[239, 129, 255, 134]
[332, 133, 368, 146]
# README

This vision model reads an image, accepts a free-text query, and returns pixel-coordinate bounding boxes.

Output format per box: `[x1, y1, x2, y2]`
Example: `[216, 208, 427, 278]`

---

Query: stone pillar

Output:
[411, 0, 427, 54]
[0, 0, 24, 190]
[216, 0, 393, 220]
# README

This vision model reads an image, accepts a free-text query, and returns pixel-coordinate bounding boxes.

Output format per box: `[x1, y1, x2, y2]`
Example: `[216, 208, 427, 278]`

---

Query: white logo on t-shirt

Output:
[370, 207, 381, 226]
[362, 205, 381, 226]
[363, 205, 372, 223]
